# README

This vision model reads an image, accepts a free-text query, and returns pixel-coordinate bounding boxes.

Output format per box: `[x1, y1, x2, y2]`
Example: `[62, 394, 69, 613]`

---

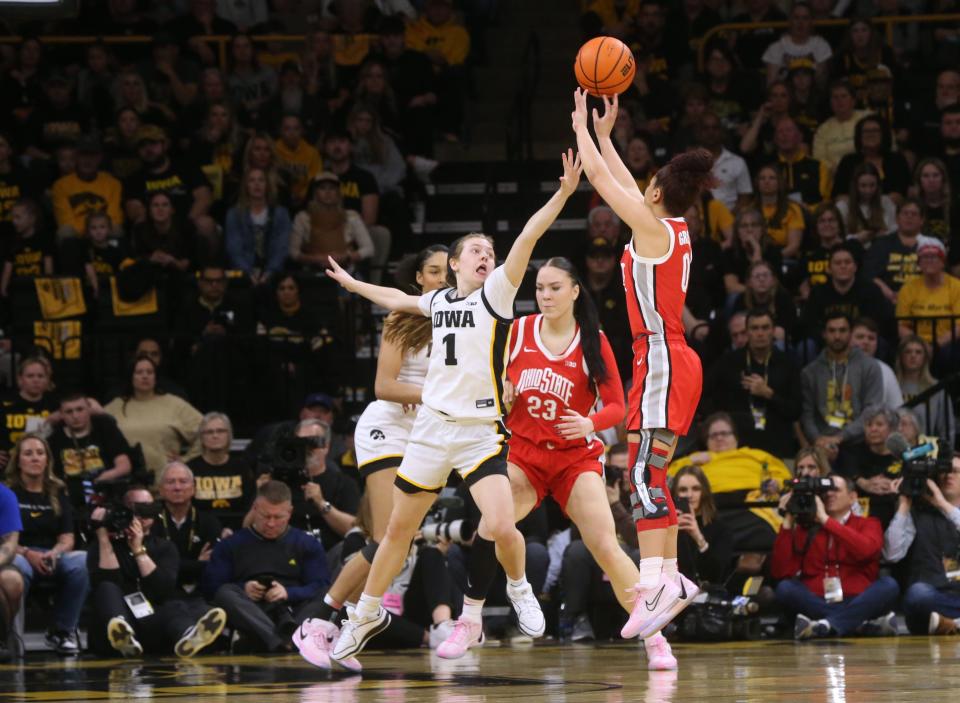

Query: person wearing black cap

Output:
[51, 136, 124, 240]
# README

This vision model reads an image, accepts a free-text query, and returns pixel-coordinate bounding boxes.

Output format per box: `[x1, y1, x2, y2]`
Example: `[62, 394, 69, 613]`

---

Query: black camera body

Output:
[85, 479, 161, 535]
[265, 436, 312, 488]
[784, 476, 835, 520]
[678, 590, 761, 641]
[899, 455, 953, 498]
[420, 495, 474, 546]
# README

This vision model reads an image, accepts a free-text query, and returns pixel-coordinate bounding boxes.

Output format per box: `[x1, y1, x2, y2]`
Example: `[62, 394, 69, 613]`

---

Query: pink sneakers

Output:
[644, 634, 677, 670]
[293, 619, 362, 672]
[435, 618, 485, 660]
[621, 574, 681, 639]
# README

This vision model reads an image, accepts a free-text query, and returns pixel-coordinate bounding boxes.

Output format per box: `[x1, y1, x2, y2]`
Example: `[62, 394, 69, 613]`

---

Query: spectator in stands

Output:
[259, 61, 326, 143]
[698, 111, 752, 212]
[51, 136, 123, 240]
[187, 412, 252, 528]
[375, 16, 439, 157]
[884, 454, 960, 635]
[188, 101, 243, 208]
[587, 205, 624, 248]
[851, 317, 903, 410]
[7, 434, 88, 655]
[732, 0, 787, 71]
[320, 129, 391, 277]
[48, 392, 132, 511]
[105, 355, 203, 476]
[837, 403, 902, 525]
[0, 198, 53, 298]
[911, 158, 957, 250]
[801, 312, 883, 457]
[685, 204, 726, 338]
[938, 105, 960, 191]
[215, 0, 269, 32]
[405, 0, 470, 141]
[132, 337, 188, 400]
[1, 38, 45, 145]
[832, 116, 910, 205]
[702, 42, 751, 139]
[832, 18, 896, 101]
[772, 117, 830, 208]
[103, 107, 144, 182]
[112, 70, 174, 128]
[180, 264, 256, 341]
[671, 465, 734, 587]
[0, 356, 58, 469]
[181, 67, 231, 135]
[123, 125, 217, 258]
[750, 164, 805, 259]
[240, 132, 291, 207]
[740, 80, 791, 162]
[623, 135, 658, 193]
[165, 0, 237, 67]
[896, 238, 960, 354]
[803, 244, 887, 341]
[274, 114, 321, 209]
[0, 481, 23, 662]
[302, 29, 347, 114]
[138, 33, 200, 114]
[728, 311, 748, 351]
[785, 59, 822, 137]
[763, 2, 832, 87]
[87, 484, 226, 657]
[132, 192, 194, 273]
[722, 210, 781, 300]
[863, 198, 926, 307]
[772, 473, 899, 639]
[77, 211, 130, 285]
[289, 172, 374, 272]
[894, 335, 956, 441]
[225, 167, 291, 285]
[29, 73, 90, 162]
[813, 81, 872, 173]
[346, 104, 406, 199]
[582, 236, 631, 378]
[0, 132, 36, 240]
[155, 461, 224, 592]
[348, 60, 401, 140]
[732, 261, 796, 346]
[76, 43, 116, 128]
[205, 480, 329, 653]
[704, 309, 801, 457]
[801, 202, 851, 296]
[226, 33, 277, 128]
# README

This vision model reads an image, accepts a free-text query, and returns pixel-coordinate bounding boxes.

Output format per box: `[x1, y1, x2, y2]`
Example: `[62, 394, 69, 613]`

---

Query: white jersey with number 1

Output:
[416, 266, 517, 422]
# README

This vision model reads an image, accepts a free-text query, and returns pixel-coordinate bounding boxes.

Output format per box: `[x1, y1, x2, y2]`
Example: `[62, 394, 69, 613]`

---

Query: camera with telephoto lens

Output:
[899, 455, 953, 498]
[264, 435, 324, 488]
[783, 476, 835, 522]
[419, 494, 475, 546]
[678, 589, 762, 641]
[85, 479, 161, 534]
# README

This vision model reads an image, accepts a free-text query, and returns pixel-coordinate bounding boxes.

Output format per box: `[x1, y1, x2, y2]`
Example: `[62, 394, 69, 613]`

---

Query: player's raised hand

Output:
[559, 148, 583, 197]
[592, 94, 618, 139]
[325, 256, 356, 290]
[571, 88, 589, 132]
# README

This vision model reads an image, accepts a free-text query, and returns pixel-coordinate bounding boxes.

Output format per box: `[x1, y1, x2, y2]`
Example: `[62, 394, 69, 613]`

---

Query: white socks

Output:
[506, 574, 529, 593]
[661, 558, 679, 583]
[638, 557, 664, 589]
[355, 593, 382, 619]
[461, 596, 484, 624]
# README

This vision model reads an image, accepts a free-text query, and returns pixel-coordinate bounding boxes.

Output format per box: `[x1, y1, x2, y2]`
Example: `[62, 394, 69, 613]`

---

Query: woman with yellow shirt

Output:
[751, 164, 805, 259]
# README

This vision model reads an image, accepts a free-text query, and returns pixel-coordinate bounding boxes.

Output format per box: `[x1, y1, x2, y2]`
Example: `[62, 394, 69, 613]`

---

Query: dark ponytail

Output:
[542, 257, 608, 388]
[655, 148, 718, 216]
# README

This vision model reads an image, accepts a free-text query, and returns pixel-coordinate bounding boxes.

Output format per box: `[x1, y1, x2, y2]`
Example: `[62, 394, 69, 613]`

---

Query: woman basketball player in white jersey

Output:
[573, 89, 717, 643]
[435, 257, 678, 669]
[325, 150, 584, 664]
[293, 244, 448, 670]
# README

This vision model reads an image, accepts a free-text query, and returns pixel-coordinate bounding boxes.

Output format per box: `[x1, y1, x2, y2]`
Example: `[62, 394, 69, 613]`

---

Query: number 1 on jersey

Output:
[442, 333, 457, 366]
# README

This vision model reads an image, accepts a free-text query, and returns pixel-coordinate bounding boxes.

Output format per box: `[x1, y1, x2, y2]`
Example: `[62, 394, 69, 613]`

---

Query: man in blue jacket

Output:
[203, 480, 329, 652]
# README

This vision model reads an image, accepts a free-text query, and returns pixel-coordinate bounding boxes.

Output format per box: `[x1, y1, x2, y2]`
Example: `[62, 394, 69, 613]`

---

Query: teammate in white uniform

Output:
[326, 151, 583, 663]
[292, 244, 448, 670]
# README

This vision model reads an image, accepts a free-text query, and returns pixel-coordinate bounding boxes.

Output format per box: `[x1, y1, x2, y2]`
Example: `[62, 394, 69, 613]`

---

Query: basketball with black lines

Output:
[574, 36, 636, 97]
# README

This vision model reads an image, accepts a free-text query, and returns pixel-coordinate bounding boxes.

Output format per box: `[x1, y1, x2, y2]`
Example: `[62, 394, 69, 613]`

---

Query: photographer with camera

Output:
[87, 485, 227, 658]
[154, 462, 224, 593]
[249, 419, 357, 554]
[205, 480, 330, 653]
[48, 392, 133, 512]
[772, 473, 899, 639]
[883, 454, 960, 634]
[6, 435, 88, 655]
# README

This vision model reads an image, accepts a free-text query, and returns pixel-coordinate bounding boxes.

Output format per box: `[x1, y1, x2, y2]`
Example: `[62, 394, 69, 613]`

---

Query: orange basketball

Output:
[574, 36, 636, 97]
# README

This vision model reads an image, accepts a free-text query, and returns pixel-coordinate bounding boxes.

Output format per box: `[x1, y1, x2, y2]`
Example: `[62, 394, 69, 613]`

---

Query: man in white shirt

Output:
[763, 1, 832, 86]
[696, 113, 752, 212]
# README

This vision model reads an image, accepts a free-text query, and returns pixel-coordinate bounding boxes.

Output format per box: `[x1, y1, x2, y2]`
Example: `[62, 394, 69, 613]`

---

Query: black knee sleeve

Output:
[465, 535, 499, 600]
[360, 540, 380, 563]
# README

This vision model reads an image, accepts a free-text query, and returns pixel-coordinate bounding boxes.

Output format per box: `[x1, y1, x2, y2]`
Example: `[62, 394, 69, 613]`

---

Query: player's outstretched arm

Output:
[501, 149, 582, 287]
[326, 257, 425, 315]
[572, 89, 659, 237]
[592, 94, 641, 196]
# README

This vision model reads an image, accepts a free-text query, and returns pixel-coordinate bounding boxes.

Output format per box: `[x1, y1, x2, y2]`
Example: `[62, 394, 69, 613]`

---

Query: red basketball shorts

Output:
[507, 434, 605, 512]
[627, 337, 702, 435]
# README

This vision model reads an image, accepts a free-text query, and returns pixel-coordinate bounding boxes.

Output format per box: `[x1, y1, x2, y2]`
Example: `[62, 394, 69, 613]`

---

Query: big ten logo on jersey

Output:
[195, 475, 243, 501]
[433, 309, 476, 328]
[677, 229, 690, 246]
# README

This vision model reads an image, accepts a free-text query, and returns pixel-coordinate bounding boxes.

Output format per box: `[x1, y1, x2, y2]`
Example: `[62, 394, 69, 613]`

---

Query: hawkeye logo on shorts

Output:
[434, 310, 475, 328]
[370, 429, 386, 440]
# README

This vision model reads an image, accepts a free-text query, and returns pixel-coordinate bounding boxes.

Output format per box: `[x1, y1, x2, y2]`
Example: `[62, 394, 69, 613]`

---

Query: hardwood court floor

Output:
[2, 637, 960, 702]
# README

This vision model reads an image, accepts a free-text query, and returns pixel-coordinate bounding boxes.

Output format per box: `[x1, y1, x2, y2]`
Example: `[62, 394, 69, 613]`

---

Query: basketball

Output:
[574, 36, 636, 97]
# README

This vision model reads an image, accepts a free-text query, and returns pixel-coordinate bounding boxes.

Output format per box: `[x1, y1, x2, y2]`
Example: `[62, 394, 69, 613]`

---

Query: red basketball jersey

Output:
[506, 315, 601, 449]
[620, 217, 692, 340]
